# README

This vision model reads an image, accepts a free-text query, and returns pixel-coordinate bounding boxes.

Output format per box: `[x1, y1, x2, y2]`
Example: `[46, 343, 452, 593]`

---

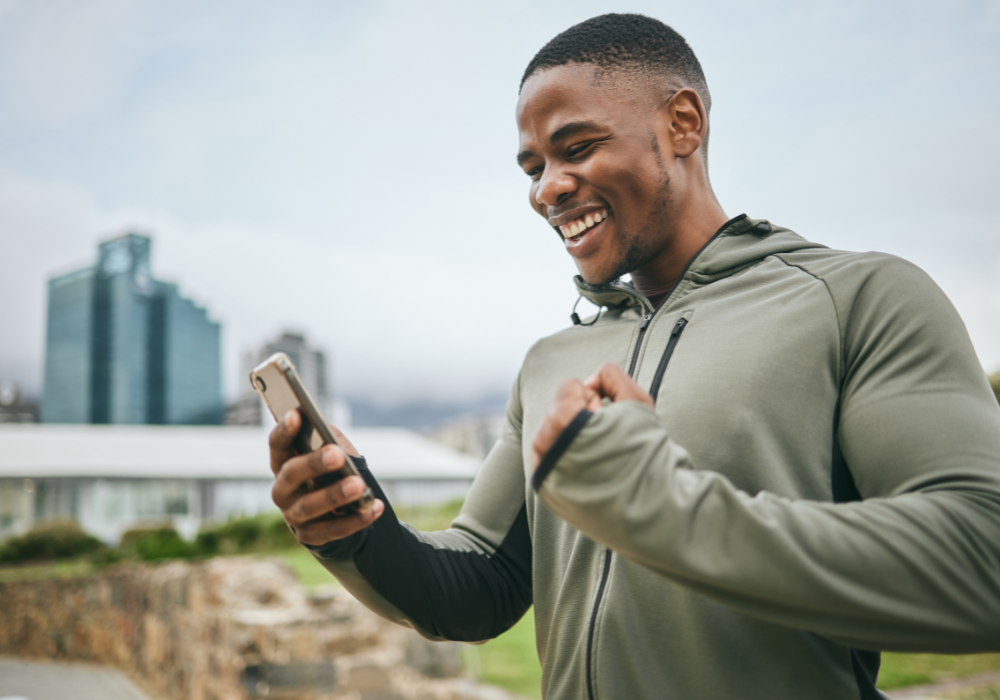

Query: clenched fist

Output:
[531, 362, 654, 470]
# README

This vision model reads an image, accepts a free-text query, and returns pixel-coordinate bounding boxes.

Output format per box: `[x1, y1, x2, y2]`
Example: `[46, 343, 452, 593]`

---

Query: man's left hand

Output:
[531, 363, 654, 471]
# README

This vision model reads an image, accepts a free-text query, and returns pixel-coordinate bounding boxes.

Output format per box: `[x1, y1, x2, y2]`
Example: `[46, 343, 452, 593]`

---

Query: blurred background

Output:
[0, 0, 997, 414]
[0, 2, 999, 698]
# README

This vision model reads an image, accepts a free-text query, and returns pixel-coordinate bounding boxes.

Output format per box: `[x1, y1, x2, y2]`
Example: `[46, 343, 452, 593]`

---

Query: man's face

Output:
[516, 64, 675, 285]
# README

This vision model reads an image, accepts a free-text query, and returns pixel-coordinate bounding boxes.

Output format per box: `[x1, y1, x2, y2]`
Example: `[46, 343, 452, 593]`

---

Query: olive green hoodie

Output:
[313, 214, 1000, 700]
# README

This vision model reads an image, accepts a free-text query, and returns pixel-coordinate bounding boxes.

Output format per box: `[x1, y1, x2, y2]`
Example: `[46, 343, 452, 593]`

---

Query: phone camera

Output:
[255, 376, 267, 392]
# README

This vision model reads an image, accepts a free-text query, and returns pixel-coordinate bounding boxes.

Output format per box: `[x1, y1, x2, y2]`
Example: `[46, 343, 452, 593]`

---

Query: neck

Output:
[630, 184, 728, 298]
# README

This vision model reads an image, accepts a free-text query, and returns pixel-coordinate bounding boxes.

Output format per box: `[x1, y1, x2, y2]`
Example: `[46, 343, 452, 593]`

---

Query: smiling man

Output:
[267, 14, 1000, 700]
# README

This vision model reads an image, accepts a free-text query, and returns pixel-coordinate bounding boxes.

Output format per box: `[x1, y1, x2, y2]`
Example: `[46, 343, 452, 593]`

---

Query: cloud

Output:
[1, 0, 998, 406]
[0, 0, 162, 128]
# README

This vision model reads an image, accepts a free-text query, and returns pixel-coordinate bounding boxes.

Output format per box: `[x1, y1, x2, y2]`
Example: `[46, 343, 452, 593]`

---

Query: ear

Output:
[662, 88, 707, 159]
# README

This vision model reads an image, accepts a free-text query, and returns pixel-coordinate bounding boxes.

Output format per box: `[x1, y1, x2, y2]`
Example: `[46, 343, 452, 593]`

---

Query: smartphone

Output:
[250, 352, 374, 515]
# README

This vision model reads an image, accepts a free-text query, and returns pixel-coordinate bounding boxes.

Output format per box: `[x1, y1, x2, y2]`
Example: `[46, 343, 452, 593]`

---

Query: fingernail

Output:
[284, 410, 296, 427]
[372, 500, 384, 517]
[322, 446, 339, 465]
[341, 478, 362, 499]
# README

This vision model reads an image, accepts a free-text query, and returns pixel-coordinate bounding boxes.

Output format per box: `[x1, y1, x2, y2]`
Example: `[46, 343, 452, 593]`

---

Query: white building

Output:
[0, 424, 480, 544]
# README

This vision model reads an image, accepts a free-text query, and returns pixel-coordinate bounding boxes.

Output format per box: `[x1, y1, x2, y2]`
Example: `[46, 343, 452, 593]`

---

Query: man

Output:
[268, 14, 1000, 699]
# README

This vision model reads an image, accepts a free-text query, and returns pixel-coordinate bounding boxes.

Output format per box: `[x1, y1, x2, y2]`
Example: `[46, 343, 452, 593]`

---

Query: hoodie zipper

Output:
[626, 312, 654, 376]
[581, 218, 737, 700]
[585, 307, 652, 700]
[585, 312, 691, 700]
[648, 317, 689, 403]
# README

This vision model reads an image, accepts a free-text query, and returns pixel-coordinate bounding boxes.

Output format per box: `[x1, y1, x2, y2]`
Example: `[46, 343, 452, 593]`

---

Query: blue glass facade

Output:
[150, 284, 223, 425]
[42, 233, 223, 425]
[42, 269, 95, 423]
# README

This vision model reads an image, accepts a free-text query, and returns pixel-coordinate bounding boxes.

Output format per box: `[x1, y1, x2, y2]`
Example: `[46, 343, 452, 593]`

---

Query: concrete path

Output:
[0, 657, 155, 700]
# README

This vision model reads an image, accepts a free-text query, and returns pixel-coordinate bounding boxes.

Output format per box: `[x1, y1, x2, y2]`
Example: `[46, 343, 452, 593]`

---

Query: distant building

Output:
[227, 332, 337, 426]
[0, 424, 480, 543]
[42, 233, 223, 425]
[427, 412, 505, 460]
[0, 381, 39, 424]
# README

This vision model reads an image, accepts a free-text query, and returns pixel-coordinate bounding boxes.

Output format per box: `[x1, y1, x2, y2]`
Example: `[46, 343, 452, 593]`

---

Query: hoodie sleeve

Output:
[533, 258, 1000, 653]
[308, 376, 532, 643]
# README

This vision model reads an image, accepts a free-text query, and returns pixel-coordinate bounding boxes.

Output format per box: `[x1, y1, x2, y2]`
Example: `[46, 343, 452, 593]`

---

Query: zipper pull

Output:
[640, 313, 653, 330]
[671, 317, 688, 336]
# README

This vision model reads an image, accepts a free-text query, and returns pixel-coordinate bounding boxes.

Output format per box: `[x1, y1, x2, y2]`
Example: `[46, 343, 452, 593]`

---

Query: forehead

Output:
[516, 64, 637, 148]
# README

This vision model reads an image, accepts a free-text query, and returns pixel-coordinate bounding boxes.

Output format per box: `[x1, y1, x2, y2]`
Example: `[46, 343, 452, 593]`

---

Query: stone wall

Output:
[0, 557, 524, 700]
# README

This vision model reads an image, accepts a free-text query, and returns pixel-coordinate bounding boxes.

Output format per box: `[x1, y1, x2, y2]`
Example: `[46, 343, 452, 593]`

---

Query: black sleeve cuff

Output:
[306, 455, 383, 559]
[531, 409, 593, 492]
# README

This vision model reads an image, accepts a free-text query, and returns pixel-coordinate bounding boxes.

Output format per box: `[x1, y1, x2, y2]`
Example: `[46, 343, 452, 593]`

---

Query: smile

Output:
[560, 208, 609, 241]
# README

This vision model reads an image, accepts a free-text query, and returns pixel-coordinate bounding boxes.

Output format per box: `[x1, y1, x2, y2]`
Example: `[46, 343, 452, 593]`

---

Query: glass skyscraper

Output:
[42, 233, 223, 425]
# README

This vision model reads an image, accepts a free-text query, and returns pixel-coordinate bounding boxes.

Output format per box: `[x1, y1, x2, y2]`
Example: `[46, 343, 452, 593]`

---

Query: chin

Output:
[577, 266, 620, 287]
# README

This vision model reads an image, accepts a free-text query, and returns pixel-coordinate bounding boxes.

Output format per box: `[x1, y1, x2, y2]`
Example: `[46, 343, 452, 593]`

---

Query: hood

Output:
[574, 214, 826, 311]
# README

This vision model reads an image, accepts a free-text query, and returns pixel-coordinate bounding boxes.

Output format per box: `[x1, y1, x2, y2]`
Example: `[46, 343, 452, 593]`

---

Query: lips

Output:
[558, 208, 609, 241]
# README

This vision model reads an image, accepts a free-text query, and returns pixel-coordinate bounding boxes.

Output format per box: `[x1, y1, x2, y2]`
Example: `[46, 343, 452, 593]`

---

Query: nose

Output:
[534, 165, 576, 209]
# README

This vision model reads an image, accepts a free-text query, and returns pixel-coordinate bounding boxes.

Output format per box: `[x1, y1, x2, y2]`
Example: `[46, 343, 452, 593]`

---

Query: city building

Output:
[42, 233, 223, 425]
[0, 381, 39, 424]
[227, 331, 345, 426]
[0, 423, 480, 543]
[426, 412, 505, 460]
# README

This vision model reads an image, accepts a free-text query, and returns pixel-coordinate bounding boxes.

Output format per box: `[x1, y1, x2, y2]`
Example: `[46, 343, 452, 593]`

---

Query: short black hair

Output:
[521, 13, 711, 115]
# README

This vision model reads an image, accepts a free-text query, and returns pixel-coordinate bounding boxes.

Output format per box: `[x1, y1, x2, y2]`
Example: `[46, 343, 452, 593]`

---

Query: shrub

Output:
[118, 525, 197, 561]
[0, 520, 105, 564]
[196, 512, 297, 555]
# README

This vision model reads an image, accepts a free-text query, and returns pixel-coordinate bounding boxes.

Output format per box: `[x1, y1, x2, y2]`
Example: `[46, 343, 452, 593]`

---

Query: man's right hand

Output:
[269, 409, 384, 546]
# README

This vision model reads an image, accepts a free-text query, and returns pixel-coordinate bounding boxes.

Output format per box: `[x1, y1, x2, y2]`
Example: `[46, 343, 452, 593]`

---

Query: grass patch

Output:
[394, 498, 465, 532]
[0, 559, 94, 583]
[475, 611, 542, 699]
[270, 547, 341, 590]
[878, 653, 1000, 690]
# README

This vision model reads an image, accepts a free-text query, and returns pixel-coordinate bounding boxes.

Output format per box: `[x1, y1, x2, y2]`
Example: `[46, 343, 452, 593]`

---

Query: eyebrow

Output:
[550, 120, 604, 144]
[516, 120, 606, 167]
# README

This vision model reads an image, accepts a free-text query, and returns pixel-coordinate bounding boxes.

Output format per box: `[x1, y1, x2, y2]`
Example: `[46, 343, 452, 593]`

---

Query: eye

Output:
[567, 141, 595, 159]
[526, 165, 543, 180]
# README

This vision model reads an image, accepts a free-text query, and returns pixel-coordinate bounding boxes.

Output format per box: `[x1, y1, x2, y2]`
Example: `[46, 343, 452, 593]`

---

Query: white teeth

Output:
[561, 209, 610, 239]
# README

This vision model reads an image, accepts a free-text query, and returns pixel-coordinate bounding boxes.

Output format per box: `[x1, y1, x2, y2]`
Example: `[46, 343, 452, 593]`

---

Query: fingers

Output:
[269, 410, 301, 476]
[531, 379, 598, 470]
[268, 410, 380, 547]
[291, 500, 385, 545]
[583, 362, 654, 407]
[278, 473, 368, 523]
[272, 444, 349, 508]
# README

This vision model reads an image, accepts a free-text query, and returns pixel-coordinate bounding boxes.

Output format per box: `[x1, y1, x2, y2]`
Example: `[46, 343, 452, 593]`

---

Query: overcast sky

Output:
[1, 0, 998, 407]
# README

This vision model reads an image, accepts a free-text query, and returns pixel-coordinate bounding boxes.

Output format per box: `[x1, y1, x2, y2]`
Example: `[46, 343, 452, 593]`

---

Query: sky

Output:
[0, 0, 998, 407]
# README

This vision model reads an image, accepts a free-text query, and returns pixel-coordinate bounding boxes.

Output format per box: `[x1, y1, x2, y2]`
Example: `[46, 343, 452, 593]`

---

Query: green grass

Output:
[269, 546, 341, 589]
[474, 611, 542, 699]
[878, 653, 1000, 690]
[394, 498, 465, 532]
[0, 558, 94, 583]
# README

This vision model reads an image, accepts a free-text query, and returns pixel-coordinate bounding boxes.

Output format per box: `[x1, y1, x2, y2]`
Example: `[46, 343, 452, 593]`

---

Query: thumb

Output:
[584, 363, 654, 407]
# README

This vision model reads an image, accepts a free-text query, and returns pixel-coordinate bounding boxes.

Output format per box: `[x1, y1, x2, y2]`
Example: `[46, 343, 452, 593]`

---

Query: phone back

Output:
[250, 352, 374, 515]
[251, 356, 326, 453]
